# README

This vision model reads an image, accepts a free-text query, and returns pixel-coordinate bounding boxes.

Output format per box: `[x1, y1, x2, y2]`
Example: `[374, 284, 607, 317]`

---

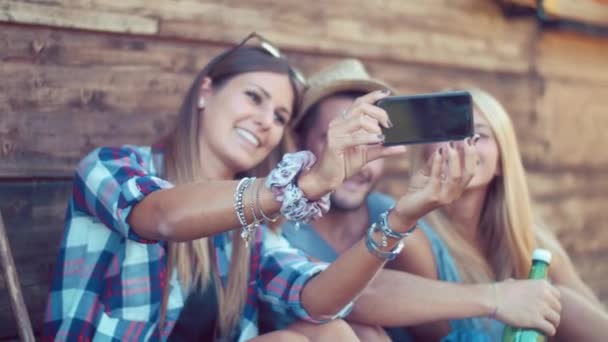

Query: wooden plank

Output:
[543, 0, 608, 26]
[158, 0, 537, 73]
[0, 63, 192, 114]
[7, 0, 537, 73]
[536, 30, 608, 85]
[531, 79, 608, 168]
[0, 61, 535, 178]
[505, 0, 536, 7]
[0, 0, 158, 34]
[0, 23, 221, 72]
[0, 211, 35, 341]
[0, 23, 539, 178]
[0, 180, 71, 339]
[0, 108, 175, 177]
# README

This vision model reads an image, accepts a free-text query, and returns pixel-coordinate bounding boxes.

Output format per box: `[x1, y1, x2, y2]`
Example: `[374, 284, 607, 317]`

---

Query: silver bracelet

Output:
[255, 178, 280, 223]
[248, 177, 259, 224]
[240, 178, 260, 246]
[365, 223, 404, 261]
[234, 177, 253, 228]
[377, 208, 417, 240]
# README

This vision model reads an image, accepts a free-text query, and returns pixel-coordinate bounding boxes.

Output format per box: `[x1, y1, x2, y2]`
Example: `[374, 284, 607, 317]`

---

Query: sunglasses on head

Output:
[217, 32, 308, 90]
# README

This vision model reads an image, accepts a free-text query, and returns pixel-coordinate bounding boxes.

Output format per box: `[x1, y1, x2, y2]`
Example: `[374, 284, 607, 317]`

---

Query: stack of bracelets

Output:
[365, 208, 418, 261]
[233, 150, 416, 258]
[233, 151, 331, 246]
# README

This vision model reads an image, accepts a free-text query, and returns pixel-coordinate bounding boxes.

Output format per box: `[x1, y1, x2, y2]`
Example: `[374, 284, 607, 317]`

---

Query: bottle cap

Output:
[532, 248, 552, 264]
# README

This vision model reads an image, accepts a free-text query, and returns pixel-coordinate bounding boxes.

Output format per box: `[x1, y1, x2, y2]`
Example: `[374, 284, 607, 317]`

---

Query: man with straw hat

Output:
[261, 59, 564, 341]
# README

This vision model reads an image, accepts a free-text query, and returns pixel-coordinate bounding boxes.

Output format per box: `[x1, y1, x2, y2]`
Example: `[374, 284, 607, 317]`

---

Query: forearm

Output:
[300, 238, 386, 318]
[300, 215, 418, 318]
[346, 269, 494, 327]
[555, 285, 608, 342]
[129, 179, 280, 241]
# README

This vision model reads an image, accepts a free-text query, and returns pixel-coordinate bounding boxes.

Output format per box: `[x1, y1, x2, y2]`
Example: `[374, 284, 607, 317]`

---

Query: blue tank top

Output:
[419, 222, 505, 341]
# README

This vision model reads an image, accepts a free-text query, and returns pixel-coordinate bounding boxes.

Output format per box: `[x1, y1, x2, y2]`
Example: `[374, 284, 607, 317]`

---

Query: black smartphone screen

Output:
[377, 91, 474, 146]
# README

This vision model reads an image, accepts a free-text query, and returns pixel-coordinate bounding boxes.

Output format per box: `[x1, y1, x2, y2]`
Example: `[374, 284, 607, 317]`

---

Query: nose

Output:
[253, 107, 273, 130]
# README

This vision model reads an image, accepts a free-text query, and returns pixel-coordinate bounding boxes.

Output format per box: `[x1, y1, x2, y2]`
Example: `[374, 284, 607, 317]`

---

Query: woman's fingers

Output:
[333, 131, 385, 149]
[545, 306, 561, 331]
[446, 142, 462, 184]
[536, 318, 557, 337]
[366, 144, 408, 162]
[461, 136, 478, 186]
[429, 147, 444, 180]
[342, 91, 391, 128]
[339, 114, 383, 135]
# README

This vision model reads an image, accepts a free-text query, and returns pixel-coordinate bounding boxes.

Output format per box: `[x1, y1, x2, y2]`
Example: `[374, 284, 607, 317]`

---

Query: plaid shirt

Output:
[43, 145, 351, 341]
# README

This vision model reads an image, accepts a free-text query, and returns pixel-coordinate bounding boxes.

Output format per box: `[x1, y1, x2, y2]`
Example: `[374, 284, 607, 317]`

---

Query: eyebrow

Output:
[249, 83, 292, 117]
[250, 83, 272, 100]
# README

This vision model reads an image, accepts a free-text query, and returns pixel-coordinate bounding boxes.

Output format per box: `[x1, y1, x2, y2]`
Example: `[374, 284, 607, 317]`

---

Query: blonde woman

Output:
[43, 32, 478, 342]
[395, 88, 608, 341]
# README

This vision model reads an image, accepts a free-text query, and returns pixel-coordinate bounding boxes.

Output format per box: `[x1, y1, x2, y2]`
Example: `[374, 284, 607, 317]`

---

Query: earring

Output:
[198, 97, 205, 109]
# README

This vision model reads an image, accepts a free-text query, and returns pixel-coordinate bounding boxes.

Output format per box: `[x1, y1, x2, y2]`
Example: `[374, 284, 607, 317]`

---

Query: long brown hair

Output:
[159, 46, 300, 337]
[412, 89, 537, 282]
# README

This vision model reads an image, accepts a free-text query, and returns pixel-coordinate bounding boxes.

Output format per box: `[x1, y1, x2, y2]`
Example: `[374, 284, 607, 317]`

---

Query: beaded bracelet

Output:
[365, 223, 404, 261]
[234, 177, 258, 246]
[234, 178, 252, 227]
[377, 208, 418, 240]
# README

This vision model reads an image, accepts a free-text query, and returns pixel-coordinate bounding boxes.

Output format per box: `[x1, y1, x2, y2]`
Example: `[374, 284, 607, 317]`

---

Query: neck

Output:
[313, 202, 370, 254]
[444, 186, 489, 243]
[198, 143, 236, 180]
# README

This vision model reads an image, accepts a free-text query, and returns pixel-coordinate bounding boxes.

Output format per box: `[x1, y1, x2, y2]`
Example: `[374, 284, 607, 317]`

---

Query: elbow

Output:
[154, 199, 183, 242]
[302, 287, 344, 319]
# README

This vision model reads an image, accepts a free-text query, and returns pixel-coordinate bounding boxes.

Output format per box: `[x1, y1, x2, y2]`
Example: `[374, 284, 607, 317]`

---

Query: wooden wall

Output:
[0, 0, 607, 338]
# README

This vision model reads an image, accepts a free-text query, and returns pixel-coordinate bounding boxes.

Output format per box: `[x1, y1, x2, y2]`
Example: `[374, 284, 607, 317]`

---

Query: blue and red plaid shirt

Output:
[43, 145, 351, 341]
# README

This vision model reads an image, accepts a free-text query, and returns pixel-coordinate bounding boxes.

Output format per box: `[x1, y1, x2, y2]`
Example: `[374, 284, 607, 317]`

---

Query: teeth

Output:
[235, 128, 260, 147]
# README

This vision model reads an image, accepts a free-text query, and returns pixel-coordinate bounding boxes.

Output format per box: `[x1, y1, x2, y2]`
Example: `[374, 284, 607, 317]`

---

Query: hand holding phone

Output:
[375, 91, 474, 146]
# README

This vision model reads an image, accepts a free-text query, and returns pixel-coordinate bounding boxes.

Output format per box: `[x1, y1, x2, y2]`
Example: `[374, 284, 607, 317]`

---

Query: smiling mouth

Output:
[235, 128, 260, 148]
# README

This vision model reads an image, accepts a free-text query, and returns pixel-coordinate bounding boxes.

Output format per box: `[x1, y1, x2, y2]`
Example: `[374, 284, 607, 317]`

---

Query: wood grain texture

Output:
[0, 1, 607, 338]
[0, 211, 35, 341]
[0, 0, 158, 33]
[0, 180, 71, 338]
[1, 0, 538, 72]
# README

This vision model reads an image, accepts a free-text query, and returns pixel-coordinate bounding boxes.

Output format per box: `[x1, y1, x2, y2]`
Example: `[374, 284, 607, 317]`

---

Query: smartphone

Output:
[376, 91, 474, 146]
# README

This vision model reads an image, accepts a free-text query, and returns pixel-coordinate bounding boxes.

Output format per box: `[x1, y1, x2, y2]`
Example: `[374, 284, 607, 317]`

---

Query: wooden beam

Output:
[0, 0, 538, 73]
[0, 211, 35, 342]
[543, 0, 608, 26]
[0, 0, 158, 34]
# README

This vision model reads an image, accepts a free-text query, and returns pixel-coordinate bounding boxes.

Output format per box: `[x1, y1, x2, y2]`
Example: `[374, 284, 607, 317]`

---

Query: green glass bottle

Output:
[502, 248, 552, 342]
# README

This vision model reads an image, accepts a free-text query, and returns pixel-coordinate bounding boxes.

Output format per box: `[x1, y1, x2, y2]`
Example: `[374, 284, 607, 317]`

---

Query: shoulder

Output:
[77, 145, 153, 174]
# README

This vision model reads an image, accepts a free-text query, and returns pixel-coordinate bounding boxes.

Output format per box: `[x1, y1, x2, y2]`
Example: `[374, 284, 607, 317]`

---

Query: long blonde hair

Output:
[413, 89, 540, 282]
[159, 47, 300, 337]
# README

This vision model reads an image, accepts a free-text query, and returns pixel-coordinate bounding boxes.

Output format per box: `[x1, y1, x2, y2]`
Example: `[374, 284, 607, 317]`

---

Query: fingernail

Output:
[465, 137, 472, 146]
[473, 134, 481, 144]
[381, 89, 391, 95]
[377, 134, 385, 141]
[387, 118, 394, 128]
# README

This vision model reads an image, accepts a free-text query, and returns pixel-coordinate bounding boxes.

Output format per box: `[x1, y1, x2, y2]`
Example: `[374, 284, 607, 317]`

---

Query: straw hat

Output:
[293, 58, 394, 128]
